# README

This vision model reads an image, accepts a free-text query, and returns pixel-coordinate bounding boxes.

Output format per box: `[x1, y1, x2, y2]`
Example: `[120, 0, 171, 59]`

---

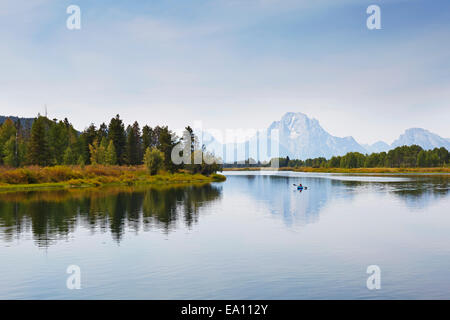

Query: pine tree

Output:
[142, 125, 152, 152]
[28, 116, 51, 166]
[126, 121, 142, 165]
[98, 123, 108, 141]
[152, 126, 163, 148]
[158, 126, 177, 172]
[48, 120, 70, 164]
[80, 124, 98, 165]
[107, 115, 126, 165]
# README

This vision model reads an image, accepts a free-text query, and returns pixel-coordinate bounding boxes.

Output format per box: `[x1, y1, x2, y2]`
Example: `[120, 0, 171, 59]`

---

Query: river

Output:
[0, 171, 449, 299]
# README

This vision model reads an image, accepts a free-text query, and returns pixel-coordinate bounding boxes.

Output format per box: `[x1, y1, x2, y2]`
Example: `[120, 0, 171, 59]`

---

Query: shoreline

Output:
[223, 167, 450, 175]
[0, 171, 226, 193]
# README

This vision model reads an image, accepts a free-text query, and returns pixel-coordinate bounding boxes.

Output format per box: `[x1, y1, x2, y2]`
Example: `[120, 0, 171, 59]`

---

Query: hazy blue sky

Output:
[0, 0, 449, 144]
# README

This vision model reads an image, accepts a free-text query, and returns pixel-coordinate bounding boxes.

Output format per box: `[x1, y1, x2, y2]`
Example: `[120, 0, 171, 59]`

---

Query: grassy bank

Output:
[224, 167, 450, 174]
[0, 165, 226, 192]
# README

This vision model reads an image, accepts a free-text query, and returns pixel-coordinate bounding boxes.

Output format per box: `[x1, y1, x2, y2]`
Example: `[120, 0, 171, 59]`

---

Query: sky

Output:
[0, 0, 449, 145]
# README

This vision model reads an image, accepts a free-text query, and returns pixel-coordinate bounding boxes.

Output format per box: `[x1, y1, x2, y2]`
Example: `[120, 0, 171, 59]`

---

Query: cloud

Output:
[0, 0, 448, 142]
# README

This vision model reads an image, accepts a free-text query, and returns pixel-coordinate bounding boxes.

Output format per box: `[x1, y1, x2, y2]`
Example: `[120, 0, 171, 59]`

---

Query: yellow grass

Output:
[0, 165, 226, 192]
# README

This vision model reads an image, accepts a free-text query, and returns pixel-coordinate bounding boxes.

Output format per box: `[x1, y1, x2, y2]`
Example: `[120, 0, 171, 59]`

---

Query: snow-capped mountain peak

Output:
[266, 112, 365, 159]
[203, 112, 449, 162]
[391, 128, 450, 150]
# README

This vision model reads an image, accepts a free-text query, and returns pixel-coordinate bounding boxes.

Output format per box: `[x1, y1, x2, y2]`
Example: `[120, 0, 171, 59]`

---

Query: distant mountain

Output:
[204, 112, 450, 162]
[266, 112, 366, 159]
[205, 112, 367, 162]
[362, 141, 390, 154]
[0, 116, 35, 131]
[391, 128, 450, 150]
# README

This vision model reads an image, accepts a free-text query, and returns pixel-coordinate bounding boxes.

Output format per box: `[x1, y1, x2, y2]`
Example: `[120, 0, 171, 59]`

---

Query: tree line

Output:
[0, 115, 221, 175]
[277, 145, 449, 168]
[224, 145, 449, 168]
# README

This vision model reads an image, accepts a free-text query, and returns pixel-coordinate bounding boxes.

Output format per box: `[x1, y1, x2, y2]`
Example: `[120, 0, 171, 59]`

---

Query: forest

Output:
[0, 114, 222, 176]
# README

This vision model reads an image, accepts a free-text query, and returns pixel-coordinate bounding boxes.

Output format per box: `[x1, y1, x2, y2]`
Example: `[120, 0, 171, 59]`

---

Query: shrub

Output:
[143, 148, 164, 175]
[211, 173, 226, 182]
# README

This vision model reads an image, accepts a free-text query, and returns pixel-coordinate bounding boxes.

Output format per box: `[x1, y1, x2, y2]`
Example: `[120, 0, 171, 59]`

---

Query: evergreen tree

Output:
[80, 124, 98, 164]
[184, 126, 196, 153]
[28, 116, 51, 166]
[142, 125, 152, 152]
[181, 126, 199, 173]
[416, 150, 427, 167]
[98, 123, 108, 141]
[157, 126, 177, 172]
[48, 120, 70, 165]
[152, 126, 164, 148]
[126, 121, 142, 165]
[108, 115, 126, 165]
[437, 147, 449, 166]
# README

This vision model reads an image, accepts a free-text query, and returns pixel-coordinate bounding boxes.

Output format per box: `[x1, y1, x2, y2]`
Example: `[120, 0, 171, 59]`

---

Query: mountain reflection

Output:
[0, 175, 448, 248]
[0, 184, 222, 247]
[225, 173, 449, 226]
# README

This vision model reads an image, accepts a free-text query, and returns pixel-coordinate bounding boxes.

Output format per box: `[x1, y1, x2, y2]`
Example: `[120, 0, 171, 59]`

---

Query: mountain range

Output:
[203, 112, 450, 162]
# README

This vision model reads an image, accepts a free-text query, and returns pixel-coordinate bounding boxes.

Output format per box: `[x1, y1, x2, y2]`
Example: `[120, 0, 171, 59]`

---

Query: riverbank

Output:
[224, 167, 450, 174]
[0, 165, 226, 192]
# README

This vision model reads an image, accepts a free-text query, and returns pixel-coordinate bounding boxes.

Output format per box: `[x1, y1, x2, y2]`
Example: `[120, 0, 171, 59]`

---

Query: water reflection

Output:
[1, 173, 449, 299]
[0, 184, 222, 247]
[224, 173, 449, 226]
[0, 174, 448, 248]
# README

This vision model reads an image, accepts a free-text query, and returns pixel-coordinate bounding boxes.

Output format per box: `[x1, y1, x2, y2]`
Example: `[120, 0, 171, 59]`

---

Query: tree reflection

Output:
[0, 184, 222, 247]
[225, 174, 449, 227]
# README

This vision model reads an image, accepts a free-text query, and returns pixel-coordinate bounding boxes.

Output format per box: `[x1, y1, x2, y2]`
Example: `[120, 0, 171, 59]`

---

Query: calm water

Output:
[0, 172, 449, 299]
